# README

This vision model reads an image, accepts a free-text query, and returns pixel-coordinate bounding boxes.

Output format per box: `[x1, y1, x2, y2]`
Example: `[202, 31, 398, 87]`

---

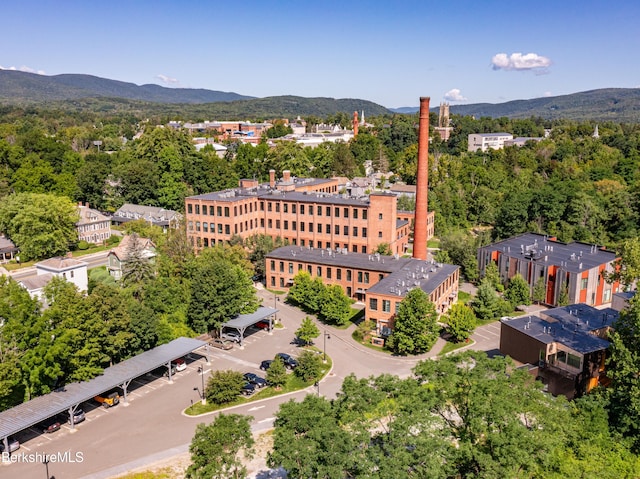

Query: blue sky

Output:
[2, 0, 639, 108]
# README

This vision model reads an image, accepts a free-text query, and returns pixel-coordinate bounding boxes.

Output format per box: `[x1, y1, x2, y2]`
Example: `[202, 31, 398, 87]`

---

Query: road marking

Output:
[475, 332, 492, 340]
[211, 353, 260, 369]
[258, 417, 275, 424]
[248, 405, 265, 411]
[200, 369, 211, 375]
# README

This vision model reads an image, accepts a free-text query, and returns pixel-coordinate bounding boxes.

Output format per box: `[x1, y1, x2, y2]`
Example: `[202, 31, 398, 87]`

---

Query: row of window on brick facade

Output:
[188, 219, 371, 238]
[369, 297, 397, 313]
[187, 202, 370, 220]
[270, 260, 387, 283]
[190, 235, 371, 253]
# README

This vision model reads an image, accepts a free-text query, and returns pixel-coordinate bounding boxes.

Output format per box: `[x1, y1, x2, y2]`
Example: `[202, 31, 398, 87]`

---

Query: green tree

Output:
[444, 303, 476, 342]
[295, 316, 320, 345]
[604, 237, 640, 288]
[0, 192, 78, 260]
[294, 349, 323, 382]
[121, 233, 156, 290]
[439, 230, 480, 282]
[471, 278, 508, 320]
[245, 234, 287, 277]
[387, 288, 438, 355]
[186, 414, 254, 479]
[319, 284, 352, 325]
[265, 121, 293, 139]
[483, 261, 503, 291]
[266, 356, 287, 389]
[558, 283, 570, 306]
[504, 273, 531, 306]
[374, 242, 393, 256]
[205, 370, 245, 405]
[533, 277, 547, 304]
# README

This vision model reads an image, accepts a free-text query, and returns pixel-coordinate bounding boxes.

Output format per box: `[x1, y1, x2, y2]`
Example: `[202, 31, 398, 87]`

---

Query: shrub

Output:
[205, 370, 245, 405]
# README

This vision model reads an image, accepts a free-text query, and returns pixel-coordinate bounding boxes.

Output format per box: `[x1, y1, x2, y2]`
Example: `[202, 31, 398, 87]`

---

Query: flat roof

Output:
[480, 232, 617, 273]
[222, 306, 278, 329]
[0, 337, 206, 440]
[367, 259, 459, 298]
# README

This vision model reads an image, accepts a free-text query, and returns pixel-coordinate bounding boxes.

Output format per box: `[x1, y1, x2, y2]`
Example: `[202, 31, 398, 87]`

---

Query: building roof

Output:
[19, 273, 53, 291]
[109, 235, 155, 262]
[36, 257, 88, 272]
[541, 304, 618, 332]
[267, 246, 458, 300]
[222, 306, 278, 330]
[389, 184, 417, 194]
[0, 236, 18, 254]
[76, 205, 110, 225]
[480, 232, 617, 273]
[472, 132, 513, 137]
[501, 313, 611, 354]
[113, 204, 181, 224]
[0, 337, 207, 440]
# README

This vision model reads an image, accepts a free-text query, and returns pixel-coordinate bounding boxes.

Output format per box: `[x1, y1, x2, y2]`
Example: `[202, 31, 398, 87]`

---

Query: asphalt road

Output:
[0, 286, 500, 479]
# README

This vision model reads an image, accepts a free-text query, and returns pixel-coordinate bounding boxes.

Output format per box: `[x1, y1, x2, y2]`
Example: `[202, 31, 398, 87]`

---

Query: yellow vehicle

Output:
[94, 391, 120, 408]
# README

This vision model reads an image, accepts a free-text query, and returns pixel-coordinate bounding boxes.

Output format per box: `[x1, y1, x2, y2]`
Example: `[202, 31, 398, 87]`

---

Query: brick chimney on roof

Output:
[353, 111, 359, 137]
[269, 169, 276, 188]
[413, 97, 430, 261]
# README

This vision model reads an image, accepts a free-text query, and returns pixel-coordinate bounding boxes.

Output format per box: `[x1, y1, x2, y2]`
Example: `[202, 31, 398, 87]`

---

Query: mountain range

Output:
[1, 70, 639, 122]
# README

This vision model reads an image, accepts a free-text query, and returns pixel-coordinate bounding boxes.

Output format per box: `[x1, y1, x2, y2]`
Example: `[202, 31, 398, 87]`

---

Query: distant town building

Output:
[112, 204, 182, 232]
[76, 203, 111, 245]
[503, 137, 544, 147]
[434, 102, 453, 141]
[467, 132, 513, 152]
[478, 232, 621, 307]
[19, 256, 88, 303]
[107, 235, 156, 280]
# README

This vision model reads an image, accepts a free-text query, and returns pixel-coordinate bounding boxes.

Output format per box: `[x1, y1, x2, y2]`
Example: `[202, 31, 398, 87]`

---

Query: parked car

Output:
[0, 437, 20, 453]
[243, 372, 267, 388]
[222, 330, 242, 343]
[65, 408, 86, 425]
[42, 419, 61, 434]
[241, 382, 256, 396]
[259, 360, 273, 371]
[251, 274, 264, 283]
[209, 338, 233, 350]
[173, 358, 187, 372]
[253, 320, 271, 331]
[276, 352, 298, 369]
[164, 364, 178, 377]
[95, 391, 120, 408]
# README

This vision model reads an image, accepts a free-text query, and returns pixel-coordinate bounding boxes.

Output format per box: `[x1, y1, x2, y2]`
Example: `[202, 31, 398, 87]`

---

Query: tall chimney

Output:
[413, 97, 430, 260]
[353, 111, 359, 137]
[283, 170, 291, 183]
[269, 169, 276, 188]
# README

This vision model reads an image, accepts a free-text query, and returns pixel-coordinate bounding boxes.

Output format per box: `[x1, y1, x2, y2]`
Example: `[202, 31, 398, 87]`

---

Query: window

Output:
[283, 203, 288, 213]
[289, 263, 294, 274]
[195, 204, 200, 215]
[317, 205, 322, 216]
[217, 206, 222, 216]
[325, 224, 330, 234]
[276, 203, 280, 213]
[293, 221, 297, 231]
[279, 262, 284, 272]
[343, 225, 348, 235]
[280, 278, 285, 287]
[353, 209, 358, 219]
[604, 289, 612, 302]
[268, 203, 272, 212]
[344, 208, 349, 218]
[203, 238, 208, 247]
[347, 287, 352, 297]
[370, 298, 378, 310]
[378, 231, 382, 238]
[225, 225, 230, 234]
[335, 207, 340, 217]
[224, 207, 230, 217]
[567, 353, 581, 369]
[307, 265, 312, 274]
[353, 227, 358, 237]
[218, 224, 223, 234]
[362, 246, 367, 254]
[327, 267, 332, 279]
[292, 204, 297, 214]
[335, 225, 340, 235]
[581, 278, 588, 289]
[276, 220, 281, 229]
[362, 228, 367, 238]
[326, 206, 331, 216]
[309, 205, 313, 215]
[317, 266, 322, 277]
[188, 221, 193, 231]
[202, 205, 207, 215]
[298, 264, 303, 270]
[395, 301, 400, 313]
[260, 218, 265, 227]
[353, 245, 358, 253]
[268, 219, 273, 228]
[271, 277, 275, 286]
[358, 271, 363, 282]
[187, 204, 193, 214]
[382, 300, 391, 312]
[347, 270, 352, 281]
[337, 269, 342, 280]
[260, 202, 264, 211]
[300, 204, 305, 214]
[209, 206, 214, 215]
[317, 223, 322, 233]
[270, 260, 275, 271]
[234, 206, 237, 216]
[284, 220, 288, 230]
[364, 272, 369, 284]
[300, 222, 305, 232]
[203, 223, 208, 232]
[363, 210, 368, 220]
[378, 213, 383, 220]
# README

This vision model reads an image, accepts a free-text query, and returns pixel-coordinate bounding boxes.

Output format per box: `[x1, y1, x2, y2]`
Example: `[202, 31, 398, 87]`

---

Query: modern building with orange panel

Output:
[477, 232, 621, 307]
[185, 171, 412, 256]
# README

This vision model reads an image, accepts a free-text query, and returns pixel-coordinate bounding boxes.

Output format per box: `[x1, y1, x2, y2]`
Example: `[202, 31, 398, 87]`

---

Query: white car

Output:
[173, 358, 187, 372]
[222, 331, 242, 343]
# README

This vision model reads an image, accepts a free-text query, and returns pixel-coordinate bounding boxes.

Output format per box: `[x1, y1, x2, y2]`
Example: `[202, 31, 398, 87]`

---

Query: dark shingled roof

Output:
[0, 337, 206, 440]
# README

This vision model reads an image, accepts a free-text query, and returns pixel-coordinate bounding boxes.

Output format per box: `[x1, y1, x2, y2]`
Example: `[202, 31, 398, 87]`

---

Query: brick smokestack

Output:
[353, 111, 359, 137]
[269, 169, 276, 188]
[413, 97, 430, 260]
[283, 170, 291, 182]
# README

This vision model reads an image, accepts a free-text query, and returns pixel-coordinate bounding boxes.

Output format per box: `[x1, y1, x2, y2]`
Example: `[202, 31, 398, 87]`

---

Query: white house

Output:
[19, 256, 88, 303]
[468, 132, 513, 152]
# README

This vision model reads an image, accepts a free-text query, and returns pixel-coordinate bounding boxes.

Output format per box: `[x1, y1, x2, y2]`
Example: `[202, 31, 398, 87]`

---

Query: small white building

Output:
[19, 256, 88, 303]
[468, 132, 513, 152]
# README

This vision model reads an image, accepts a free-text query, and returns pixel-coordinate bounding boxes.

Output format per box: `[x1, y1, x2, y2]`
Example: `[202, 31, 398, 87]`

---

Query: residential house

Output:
[112, 204, 182, 232]
[0, 235, 18, 263]
[107, 235, 156, 280]
[19, 256, 88, 303]
[76, 204, 111, 245]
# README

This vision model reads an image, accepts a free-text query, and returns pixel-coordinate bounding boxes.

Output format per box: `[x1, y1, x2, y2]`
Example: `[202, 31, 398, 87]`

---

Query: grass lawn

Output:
[185, 353, 332, 416]
[113, 469, 175, 479]
[2, 244, 113, 271]
[427, 238, 441, 248]
[331, 307, 364, 330]
[438, 340, 470, 356]
[457, 291, 472, 304]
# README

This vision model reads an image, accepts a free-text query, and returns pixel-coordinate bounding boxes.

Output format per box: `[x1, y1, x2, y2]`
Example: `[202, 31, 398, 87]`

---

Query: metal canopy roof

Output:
[0, 337, 206, 440]
[222, 306, 278, 330]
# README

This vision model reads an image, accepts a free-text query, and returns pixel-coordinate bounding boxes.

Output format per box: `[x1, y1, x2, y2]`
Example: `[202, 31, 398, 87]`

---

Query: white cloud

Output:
[156, 74, 181, 86]
[491, 52, 551, 72]
[0, 65, 45, 74]
[543, 91, 553, 97]
[443, 88, 467, 102]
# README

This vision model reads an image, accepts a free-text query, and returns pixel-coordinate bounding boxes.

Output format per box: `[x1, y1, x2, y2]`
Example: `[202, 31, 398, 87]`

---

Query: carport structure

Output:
[220, 306, 278, 347]
[0, 337, 206, 453]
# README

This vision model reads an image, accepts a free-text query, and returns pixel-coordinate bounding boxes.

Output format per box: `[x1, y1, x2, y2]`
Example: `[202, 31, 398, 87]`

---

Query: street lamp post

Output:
[323, 331, 331, 362]
[197, 366, 206, 405]
[43, 457, 54, 479]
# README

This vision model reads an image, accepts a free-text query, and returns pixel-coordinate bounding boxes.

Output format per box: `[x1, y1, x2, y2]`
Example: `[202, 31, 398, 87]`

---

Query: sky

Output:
[2, 0, 639, 109]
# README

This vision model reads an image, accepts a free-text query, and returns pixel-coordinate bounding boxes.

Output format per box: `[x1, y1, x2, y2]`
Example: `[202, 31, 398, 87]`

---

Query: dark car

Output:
[241, 382, 256, 396]
[243, 372, 267, 388]
[253, 320, 271, 330]
[42, 419, 61, 434]
[209, 338, 233, 350]
[276, 353, 298, 369]
[251, 274, 264, 283]
[259, 360, 272, 371]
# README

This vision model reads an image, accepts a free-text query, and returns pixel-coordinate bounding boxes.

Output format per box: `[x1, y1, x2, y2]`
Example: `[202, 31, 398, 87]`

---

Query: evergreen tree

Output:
[471, 278, 507, 320]
[504, 273, 531, 306]
[266, 356, 288, 389]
